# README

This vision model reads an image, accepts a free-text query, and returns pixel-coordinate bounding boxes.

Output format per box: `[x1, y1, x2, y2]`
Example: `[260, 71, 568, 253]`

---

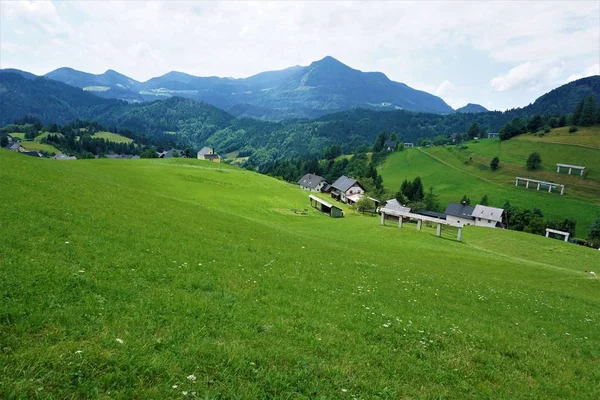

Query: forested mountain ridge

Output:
[42, 56, 453, 119]
[455, 103, 488, 113]
[2, 69, 599, 169]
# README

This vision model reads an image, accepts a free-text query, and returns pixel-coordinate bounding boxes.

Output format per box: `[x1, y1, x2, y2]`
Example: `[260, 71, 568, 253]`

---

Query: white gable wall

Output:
[447, 215, 474, 226]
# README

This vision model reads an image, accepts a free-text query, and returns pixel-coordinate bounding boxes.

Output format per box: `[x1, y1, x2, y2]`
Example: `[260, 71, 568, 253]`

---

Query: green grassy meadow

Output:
[379, 130, 600, 236]
[91, 131, 134, 144]
[19, 140, 61, 155]
[1, 150, 599, 398]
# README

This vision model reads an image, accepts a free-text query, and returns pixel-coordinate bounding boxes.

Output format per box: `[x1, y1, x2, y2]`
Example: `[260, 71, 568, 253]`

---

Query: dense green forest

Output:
[1, 71, 599, 168]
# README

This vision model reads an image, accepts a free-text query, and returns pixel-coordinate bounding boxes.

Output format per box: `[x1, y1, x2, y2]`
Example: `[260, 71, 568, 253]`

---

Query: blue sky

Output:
[1, 0, 598, 111]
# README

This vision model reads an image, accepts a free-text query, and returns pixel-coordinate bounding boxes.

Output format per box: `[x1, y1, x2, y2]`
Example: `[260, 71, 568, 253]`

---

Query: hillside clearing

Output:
[18, 140, 60, 154]
[91, 131, 134, 143]
[1, 151, 599, 398]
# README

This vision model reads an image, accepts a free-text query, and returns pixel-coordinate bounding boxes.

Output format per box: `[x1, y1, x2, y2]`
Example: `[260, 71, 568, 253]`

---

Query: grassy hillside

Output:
[1, 151, 599, 398]
[517, 125, 600, 149]
[379, 130, 600, 236]
[19, 140, 61, 154]
[91, 131, 134, 144]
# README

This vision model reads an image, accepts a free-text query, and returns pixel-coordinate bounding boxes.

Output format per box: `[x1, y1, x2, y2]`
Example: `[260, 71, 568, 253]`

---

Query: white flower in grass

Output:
[182, 391, 188, 396]
[116, 338, 124, 344]
[187, 374, 196, 381]
[172, 385, 178, 389]
[341, 388, 348, 392]
[65, 241, 70, 244]
[75, 350, 82, 354]
[383, 323, 391, 328]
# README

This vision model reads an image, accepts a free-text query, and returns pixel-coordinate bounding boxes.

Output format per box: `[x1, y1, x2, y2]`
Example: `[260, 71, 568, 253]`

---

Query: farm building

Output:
[197, 147, 221, 162]
[487, 132, 499, 139]
[445, 202, 476, 226]
[331, 176, 365, 204]
[297, 173, 328, 192]
[309, 195, 344, 218]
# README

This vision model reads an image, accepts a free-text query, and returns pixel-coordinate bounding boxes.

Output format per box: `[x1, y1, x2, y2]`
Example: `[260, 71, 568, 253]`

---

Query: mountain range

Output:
[1, 63, 599, 168]
[43, 56, 453, 119]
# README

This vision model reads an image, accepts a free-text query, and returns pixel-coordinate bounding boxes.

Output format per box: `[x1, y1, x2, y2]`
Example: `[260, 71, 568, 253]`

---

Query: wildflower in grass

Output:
[383, 323, 391, 328]
[65, 241, 70, 244]
[341, 388, 348, 392]
[78, 270, 85, 273]
[172, 385, 178, 389]
[187, 374, 196, 381]
[75, 350, 82, 354]
[116, 338, 124, 344]
[182, 391, 188, 396]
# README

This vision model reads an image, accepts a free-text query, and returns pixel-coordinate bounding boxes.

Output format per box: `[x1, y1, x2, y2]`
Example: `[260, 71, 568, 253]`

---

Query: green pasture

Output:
[379, 130, 600, 236]
[91, 131, 134, 144]
[0, 150, 598, 398]
[18, 140, 61, 155]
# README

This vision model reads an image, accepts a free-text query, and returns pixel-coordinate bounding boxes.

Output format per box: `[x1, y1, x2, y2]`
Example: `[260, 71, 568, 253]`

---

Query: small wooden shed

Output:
[309, 195, 344, 218]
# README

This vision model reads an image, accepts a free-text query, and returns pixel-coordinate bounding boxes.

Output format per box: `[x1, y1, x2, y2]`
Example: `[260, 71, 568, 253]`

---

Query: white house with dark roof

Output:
[297, 173, 327, 192]
[331, 175, 365, 204]
[197, 146, 221, 162]
[445, 202, 504, 228]
[444, 202, 476, 226]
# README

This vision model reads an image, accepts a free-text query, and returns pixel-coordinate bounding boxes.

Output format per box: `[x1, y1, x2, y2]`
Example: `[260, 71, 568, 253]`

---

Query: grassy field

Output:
[379, 129, 600, 237]
[1, 150, 599, 398]
[19, 140, 61, 155]
[91, 131, 134, 144]
[517, 125, 600, 149]
[8, 132, 25, 140]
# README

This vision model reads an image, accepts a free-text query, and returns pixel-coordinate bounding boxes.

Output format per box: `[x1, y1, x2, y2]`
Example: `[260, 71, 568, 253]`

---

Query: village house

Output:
[444, 202, 476, 226]
[157, 149, 184, 158]
[53, 153, 77, 160]
[297, 173, 328, 192]
[384, 140, 398, 151]
[445, 202, 505, 228]
[331, 175, 365, 204]
[197, 146, 221, 162]
[471, 204, 505, 228]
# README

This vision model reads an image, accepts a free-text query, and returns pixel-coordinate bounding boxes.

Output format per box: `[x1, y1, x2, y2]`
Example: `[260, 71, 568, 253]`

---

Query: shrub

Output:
[543, 125, 551, 133]
[526, 152, 542, 170]
[490, 156, 500, 171]
[568, 126, 578, 133]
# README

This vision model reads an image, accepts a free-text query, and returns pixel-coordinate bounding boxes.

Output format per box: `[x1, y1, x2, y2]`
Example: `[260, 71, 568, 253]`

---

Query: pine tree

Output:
[572, 98, 585, 125]
[460, 194, 471, 205]
[579, 96, 596, 127]
[480, 194, 489, 206]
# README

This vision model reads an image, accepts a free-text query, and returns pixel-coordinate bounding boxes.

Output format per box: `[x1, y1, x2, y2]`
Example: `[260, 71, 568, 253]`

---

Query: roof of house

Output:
[445, 202, 475, 219]
[197, 146, 214, 156]
[53, 153, 77, 160]
[7, 143, 21, 151]
[385, 140, 398, 148]
[471, 205, 504, 222]
[321, 184, 332, 192]
[415, 210, 446, 219]
[331, 175, 364, 192]
[297, 173, 326, 189]
[158, 149, 183, 158]
[22, 150, 42, 157]
[383, 199, 412, 214]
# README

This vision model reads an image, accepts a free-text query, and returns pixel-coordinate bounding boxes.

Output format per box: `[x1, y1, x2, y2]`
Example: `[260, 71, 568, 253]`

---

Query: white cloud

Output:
[566, 64, 600, 83]
[490, 60, 566, 92]
[0, 1, 598, 110]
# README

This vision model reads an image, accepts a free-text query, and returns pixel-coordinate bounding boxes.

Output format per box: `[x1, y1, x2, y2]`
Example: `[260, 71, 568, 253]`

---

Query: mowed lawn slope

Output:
[379, 131, 600, 236]
[1, 151, 599, 399]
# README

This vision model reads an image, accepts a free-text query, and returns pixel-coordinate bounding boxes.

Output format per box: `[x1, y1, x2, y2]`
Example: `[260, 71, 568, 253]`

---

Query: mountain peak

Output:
[455, 103, 488, 113]
[312, 56, 349, 68]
